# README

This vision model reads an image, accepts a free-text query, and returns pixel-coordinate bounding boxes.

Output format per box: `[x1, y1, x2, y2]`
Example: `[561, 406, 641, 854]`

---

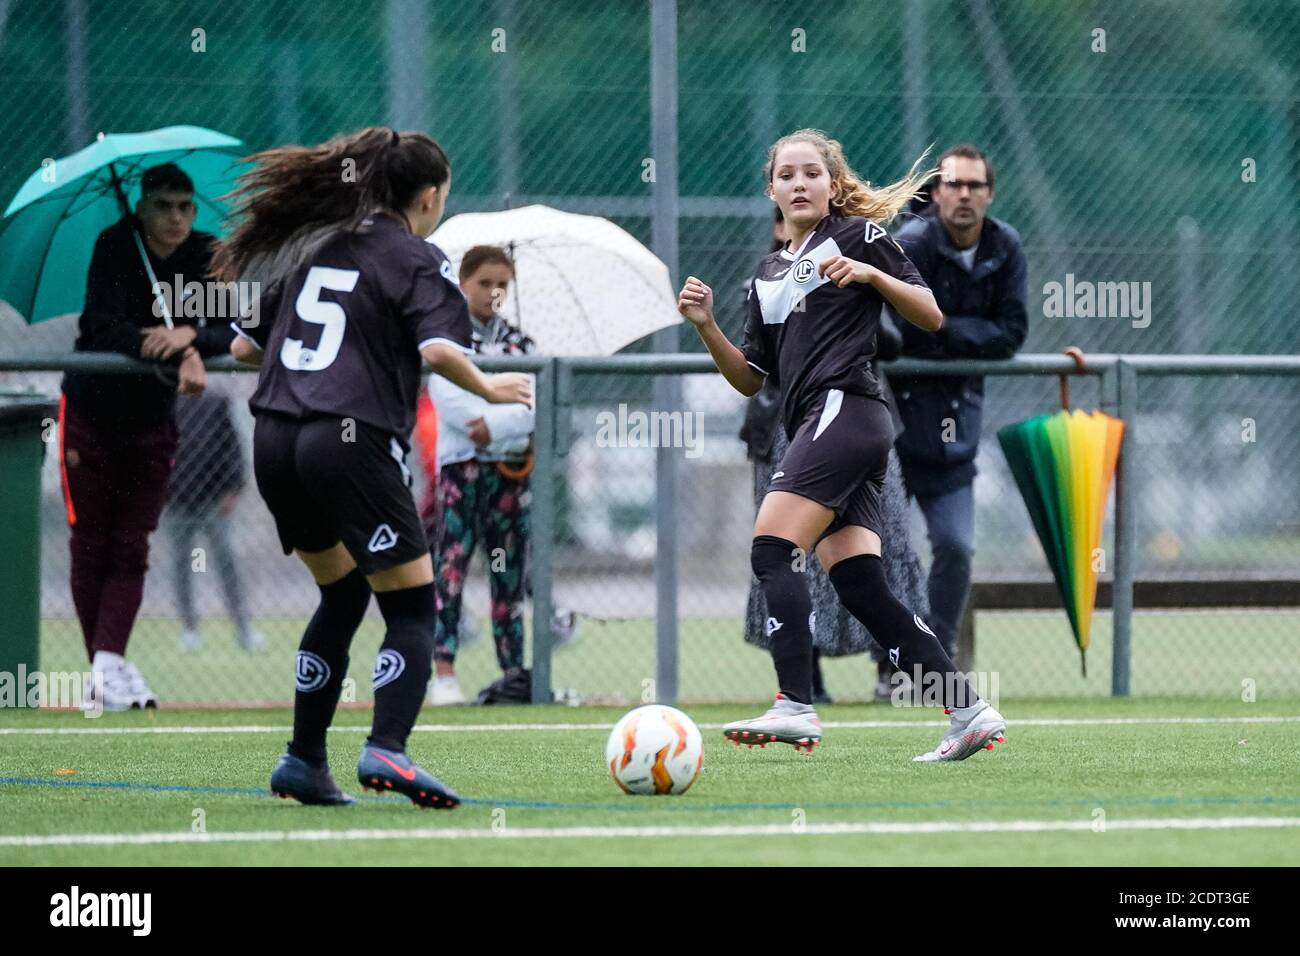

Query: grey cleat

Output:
[912, 701, 1007, 762]
[722, 693, 822, 754]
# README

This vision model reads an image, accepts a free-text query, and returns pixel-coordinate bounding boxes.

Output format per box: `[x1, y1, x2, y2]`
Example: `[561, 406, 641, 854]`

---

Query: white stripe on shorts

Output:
[812, 388, 844, 441]
[389, 437, 412, 488]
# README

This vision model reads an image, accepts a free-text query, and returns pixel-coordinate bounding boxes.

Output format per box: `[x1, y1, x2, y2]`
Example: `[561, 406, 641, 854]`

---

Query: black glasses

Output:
[939, 179, 990, 193]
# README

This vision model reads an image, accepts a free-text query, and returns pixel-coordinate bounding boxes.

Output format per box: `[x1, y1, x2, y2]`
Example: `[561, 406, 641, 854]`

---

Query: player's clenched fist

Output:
[677, 276, 715, 327]
[818, 255, 877, 288]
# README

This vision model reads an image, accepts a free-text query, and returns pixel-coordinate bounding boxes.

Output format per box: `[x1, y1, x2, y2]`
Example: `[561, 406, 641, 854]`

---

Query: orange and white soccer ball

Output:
[605, 704, 704, 795]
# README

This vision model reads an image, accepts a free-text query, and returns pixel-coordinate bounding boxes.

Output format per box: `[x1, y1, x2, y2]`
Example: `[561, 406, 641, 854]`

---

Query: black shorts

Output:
[767, 389, 893, 541]
[252, 411, 428, 575]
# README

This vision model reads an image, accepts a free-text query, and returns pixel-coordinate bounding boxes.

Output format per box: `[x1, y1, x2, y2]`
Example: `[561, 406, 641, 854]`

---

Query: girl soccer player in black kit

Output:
[678, 129, 1006, 762]
[219, 128, 532, 806]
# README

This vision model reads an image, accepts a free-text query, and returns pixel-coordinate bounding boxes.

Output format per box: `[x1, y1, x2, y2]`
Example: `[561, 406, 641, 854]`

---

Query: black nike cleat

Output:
[270, 753, 355, 805]
[357, 745, 460, 809]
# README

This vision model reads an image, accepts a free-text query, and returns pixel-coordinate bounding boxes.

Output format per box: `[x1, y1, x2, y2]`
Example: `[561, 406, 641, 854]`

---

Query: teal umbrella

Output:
[0, 125, 245, 325]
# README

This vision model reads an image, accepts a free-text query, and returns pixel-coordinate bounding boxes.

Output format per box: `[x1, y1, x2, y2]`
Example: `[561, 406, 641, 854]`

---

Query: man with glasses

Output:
[888, 144, 1028, 670]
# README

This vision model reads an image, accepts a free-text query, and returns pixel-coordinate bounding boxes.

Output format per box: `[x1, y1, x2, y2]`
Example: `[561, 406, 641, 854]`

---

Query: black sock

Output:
[367, 583, 437, 753]
[751, 534, 814, 705]
[828, 554, 979, 708]
[289, 568, 371, 766]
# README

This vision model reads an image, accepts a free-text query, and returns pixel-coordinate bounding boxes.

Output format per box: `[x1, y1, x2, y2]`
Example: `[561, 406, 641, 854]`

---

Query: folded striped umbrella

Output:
[997, 408, 1124, 674]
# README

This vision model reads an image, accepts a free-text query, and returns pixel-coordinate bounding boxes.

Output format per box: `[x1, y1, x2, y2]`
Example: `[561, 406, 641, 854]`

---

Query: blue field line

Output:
[3, 775, 1299, 814]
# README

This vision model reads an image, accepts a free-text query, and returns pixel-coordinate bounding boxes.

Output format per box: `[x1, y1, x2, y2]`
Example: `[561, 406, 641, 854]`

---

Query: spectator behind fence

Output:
[890, 144, 1029, 661]
[742, 209, 932, 702]
[167, 389, 265, 652]
[427, 245, 536, 705]
[413, 388, 487, 662]
[59, 162, 231, 711]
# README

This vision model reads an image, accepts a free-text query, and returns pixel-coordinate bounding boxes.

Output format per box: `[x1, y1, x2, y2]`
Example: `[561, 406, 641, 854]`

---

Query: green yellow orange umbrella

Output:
[998, 397, 1124, 675]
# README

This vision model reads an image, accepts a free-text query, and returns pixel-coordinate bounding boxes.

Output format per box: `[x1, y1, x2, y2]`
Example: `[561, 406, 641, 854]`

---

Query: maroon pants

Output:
[59, 396, 177, 660]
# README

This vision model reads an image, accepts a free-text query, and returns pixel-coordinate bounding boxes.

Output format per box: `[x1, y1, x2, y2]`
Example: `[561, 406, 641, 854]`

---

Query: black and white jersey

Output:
[740, 214, 928, 437]
[234, 214, 472, 449]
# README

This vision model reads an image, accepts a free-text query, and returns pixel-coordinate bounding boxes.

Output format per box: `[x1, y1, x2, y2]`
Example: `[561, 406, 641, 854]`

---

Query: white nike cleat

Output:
[722, 692, 822, 754]
[429, 674, 467, 706]
[913, 701, 1006, 762]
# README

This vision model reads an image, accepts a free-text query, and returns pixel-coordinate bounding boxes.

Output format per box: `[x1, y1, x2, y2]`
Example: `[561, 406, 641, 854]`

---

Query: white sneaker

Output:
[180, 628, 202, 651]
[119, 660, 159, 709]
[429, 674, 466, 706]
[722, 692, 822, 754]
[912, 701, 1006, 762]
[83, 656, 143, 712]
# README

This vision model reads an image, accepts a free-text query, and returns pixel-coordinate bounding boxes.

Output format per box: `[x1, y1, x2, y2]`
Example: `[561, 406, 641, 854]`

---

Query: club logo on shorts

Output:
[368, 523, 398, 552]
[766, 616, 784, 637]
[372, 650, 406, 690]
[295, 651, 331, 693]
[793, 258, 815, 282]
[914, 614, 937, 638]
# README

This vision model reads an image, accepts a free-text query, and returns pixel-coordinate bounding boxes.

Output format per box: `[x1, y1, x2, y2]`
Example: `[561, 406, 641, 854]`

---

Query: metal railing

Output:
[5, 350, 1300, 701]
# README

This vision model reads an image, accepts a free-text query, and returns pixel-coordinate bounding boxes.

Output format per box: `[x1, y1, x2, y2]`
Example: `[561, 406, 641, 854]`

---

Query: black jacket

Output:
[61, 215, 234, 432]
[889, 210, 1028, 496]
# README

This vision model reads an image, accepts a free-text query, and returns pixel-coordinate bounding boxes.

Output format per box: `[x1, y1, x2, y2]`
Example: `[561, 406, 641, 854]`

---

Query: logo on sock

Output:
[914, 614, 937, 638]
[295, 651, 331, 692]
[368, 523, 398, 552]
[766, 616, 783, 637]
[372, 650, 406, 690]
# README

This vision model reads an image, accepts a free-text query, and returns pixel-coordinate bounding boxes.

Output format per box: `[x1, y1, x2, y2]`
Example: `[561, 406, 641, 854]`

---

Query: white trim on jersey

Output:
[229, 322, 264, 351]
[418, 336, 474, 355]
[746, 360, 769, 376]
[812, 388, 844, 441]
[753, 235, 841, 326]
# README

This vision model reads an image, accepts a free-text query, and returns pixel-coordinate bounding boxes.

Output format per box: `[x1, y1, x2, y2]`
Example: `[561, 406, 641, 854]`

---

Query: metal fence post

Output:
[650, 0, 680, 706]
[529, 356, 558, 703]
[1111, 359, 1139, 696]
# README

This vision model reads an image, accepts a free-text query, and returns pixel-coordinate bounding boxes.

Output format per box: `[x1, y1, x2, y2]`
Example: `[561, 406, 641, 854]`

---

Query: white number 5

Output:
[280, 266, 360, 372]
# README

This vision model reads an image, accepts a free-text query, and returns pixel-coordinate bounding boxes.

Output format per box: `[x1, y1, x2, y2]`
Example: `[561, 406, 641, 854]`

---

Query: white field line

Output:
[3, 816, 1299, 848]
[0, 715, 1298, 736]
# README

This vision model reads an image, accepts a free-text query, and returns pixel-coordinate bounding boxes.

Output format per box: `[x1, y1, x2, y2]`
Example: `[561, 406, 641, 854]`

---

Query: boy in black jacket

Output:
[59, 163, 234, 709]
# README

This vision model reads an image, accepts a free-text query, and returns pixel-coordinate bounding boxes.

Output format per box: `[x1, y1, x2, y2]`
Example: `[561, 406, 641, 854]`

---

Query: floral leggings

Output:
[430, 458, 530, 671]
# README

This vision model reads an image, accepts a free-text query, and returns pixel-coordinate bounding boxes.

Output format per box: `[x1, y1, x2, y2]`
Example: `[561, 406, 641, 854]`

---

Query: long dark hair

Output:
[213, 126, 449, 281]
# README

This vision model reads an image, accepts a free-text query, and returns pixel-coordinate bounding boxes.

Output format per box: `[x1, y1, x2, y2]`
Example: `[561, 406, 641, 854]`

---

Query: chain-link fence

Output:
[1, 1, 1297, 703]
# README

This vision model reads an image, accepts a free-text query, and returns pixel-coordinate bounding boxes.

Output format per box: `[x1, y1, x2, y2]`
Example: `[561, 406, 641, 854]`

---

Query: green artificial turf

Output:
[2, 697, 1298, 866]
